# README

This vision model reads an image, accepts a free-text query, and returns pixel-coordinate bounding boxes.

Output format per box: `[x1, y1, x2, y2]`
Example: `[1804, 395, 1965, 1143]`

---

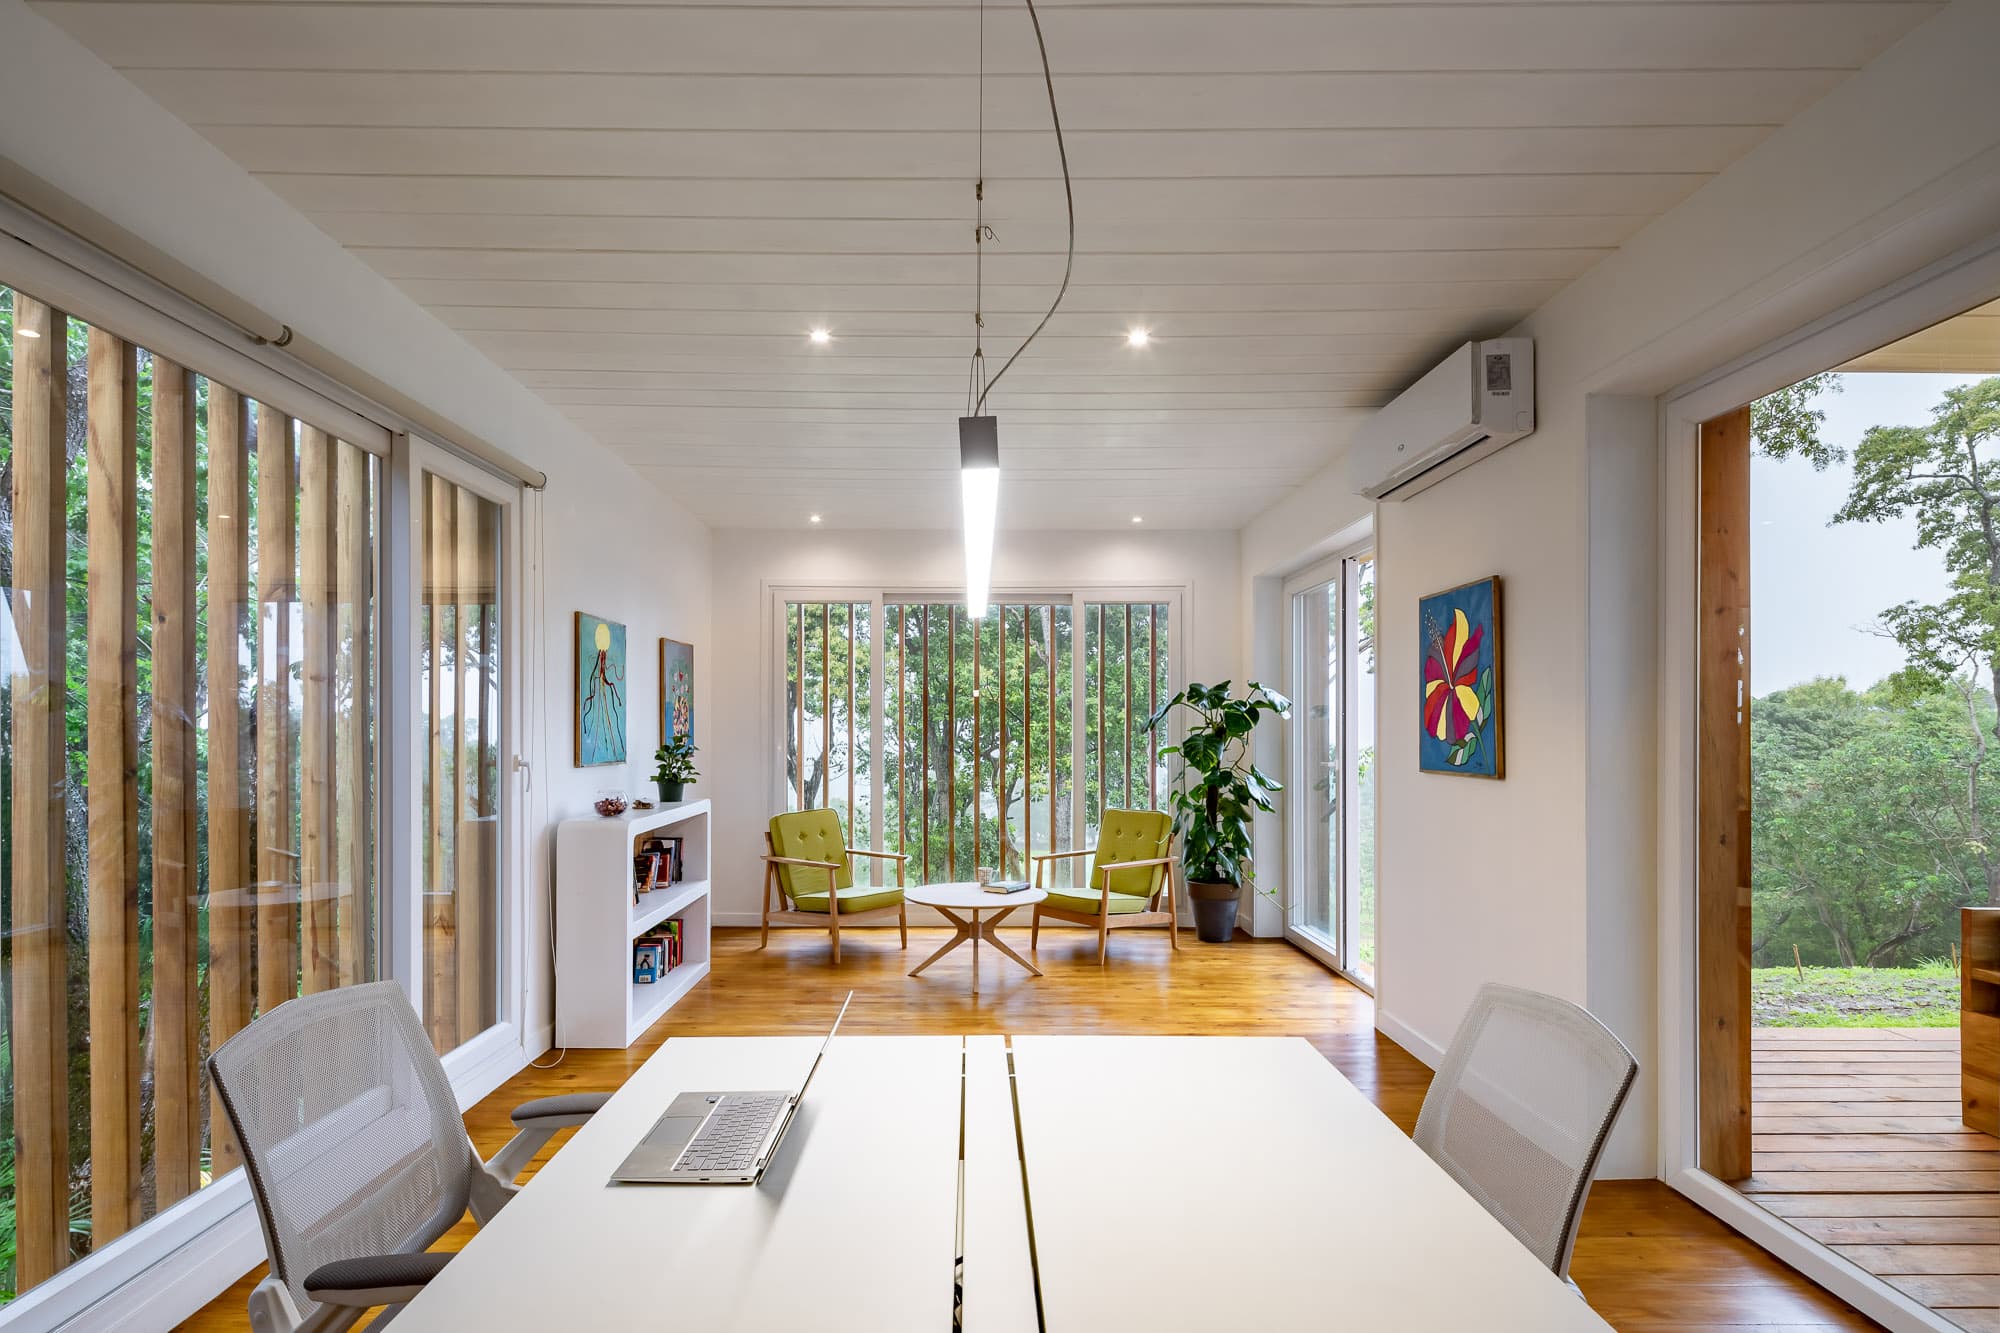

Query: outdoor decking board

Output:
[1744, 1027, 2000, 1326]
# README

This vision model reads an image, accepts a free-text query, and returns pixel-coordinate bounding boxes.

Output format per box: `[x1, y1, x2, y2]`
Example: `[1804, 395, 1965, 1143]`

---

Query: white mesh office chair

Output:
[1413, 983, 1638, 1289]
[209, 981, 608, 1333]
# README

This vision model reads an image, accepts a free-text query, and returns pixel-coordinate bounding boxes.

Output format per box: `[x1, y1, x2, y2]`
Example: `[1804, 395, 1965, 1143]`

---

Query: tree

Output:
[1751, 677, 1995, 966]
[1757, 373, 2000, 902]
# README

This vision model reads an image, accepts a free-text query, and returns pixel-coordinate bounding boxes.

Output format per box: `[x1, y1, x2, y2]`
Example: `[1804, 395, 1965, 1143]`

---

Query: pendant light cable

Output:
[971, 0, 1071, 415]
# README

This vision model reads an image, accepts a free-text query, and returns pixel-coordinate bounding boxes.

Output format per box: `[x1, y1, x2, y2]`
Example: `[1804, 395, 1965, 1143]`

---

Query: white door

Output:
[1284, 545, 1376, 987]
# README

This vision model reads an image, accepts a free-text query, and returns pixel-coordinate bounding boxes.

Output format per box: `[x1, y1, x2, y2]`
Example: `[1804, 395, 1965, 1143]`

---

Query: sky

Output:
[1751, 372, 1988, 695]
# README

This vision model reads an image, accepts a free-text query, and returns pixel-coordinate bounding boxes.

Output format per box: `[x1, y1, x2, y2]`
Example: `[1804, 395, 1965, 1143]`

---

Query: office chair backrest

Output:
[209, 981, 474, 1319]
[1413, 983, 1638, 1280]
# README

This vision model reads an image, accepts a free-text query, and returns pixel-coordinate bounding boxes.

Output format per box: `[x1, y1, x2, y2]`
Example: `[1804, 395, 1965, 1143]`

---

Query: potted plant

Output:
[653, 736, 699, 803]
[1144, 681, 1290, 943]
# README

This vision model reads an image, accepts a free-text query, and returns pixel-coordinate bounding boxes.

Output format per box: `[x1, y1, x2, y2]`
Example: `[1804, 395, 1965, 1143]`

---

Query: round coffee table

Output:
[905, 883, 1047, 990]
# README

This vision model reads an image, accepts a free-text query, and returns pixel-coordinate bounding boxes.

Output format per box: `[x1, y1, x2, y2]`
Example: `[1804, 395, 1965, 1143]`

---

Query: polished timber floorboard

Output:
[180, 928, 1876, 1331]
[1744, 1026, 1995, 1329]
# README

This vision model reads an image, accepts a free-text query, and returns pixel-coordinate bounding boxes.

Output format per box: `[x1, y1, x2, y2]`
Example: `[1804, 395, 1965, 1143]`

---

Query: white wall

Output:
[1232, 0, 2000, 1178]
[0, 0, 713, 1052]
[705, 526, 1239, 924]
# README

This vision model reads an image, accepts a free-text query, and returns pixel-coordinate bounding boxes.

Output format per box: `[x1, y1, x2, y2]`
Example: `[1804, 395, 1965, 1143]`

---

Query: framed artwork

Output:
[575, 610, 628, 767]
[1419, 576, 1503, 779]
[660, 637, 695, 744]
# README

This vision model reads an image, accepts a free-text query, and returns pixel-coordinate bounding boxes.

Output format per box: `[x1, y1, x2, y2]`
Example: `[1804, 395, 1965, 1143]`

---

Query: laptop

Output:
[611, 992, 852, 1185]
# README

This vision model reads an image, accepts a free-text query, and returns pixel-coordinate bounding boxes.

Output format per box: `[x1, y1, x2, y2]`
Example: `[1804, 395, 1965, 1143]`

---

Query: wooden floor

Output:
[182, 928, 1874, 1331]
[1745, 1026, 1999, 1330]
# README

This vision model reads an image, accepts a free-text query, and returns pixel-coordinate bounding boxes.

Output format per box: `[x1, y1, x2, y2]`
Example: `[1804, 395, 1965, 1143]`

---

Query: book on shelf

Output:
[633, 941, 662, 984]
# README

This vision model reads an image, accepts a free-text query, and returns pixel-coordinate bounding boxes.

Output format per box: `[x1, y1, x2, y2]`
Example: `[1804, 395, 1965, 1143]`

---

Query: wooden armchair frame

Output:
[1029, 835, 1181, 963]
[760, 832, 909, 964]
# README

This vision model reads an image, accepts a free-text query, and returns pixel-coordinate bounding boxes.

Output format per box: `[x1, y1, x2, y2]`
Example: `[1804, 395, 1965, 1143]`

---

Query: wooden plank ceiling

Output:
[35, 0, 1944, 529]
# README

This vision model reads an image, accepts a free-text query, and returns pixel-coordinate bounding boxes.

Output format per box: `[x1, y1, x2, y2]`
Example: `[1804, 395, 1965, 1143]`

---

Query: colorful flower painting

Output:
[575, 611, 627, 767]
[660, 637, 695, 744]
[1419, 576, 1503, 778]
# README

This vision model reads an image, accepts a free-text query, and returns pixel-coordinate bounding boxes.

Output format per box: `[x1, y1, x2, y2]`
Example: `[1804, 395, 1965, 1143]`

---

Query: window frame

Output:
[764, 581, 1187, 893]
[1282, 535, 1376, 992]
[388, 434, 532, 1082]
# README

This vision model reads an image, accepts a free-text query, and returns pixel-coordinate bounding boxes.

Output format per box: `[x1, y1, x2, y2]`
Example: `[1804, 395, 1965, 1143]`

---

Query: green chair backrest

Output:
[1092, 809, 1174, 899]
[769, 809, 853, 901]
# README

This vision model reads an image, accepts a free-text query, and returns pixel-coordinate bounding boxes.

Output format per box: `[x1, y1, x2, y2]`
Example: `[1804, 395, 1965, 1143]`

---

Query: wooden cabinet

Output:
[1963, 907, 2000, 1134]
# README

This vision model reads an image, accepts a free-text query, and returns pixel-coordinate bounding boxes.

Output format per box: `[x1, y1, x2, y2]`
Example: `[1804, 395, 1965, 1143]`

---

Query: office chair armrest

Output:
[303, 1251, 453, 1308]
[480, 1091, 613, 1208]
[510, 1090, 610, 1129]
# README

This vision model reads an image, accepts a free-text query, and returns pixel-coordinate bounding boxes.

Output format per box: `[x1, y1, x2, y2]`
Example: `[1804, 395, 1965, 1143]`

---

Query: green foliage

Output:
[1751, 371, 1844, 468]
[1145, 681, 1289, 888]
[653, 735, 700, 786]
[1752, 676, 1996, 967]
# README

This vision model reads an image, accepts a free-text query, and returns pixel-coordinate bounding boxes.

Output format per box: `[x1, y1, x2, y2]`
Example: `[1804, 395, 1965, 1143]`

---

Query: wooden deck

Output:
[1745, 1026, 2000, 1329]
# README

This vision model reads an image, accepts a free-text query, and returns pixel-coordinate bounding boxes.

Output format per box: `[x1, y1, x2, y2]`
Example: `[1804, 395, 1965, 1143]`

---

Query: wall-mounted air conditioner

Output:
[1348, 338, 1535, 500]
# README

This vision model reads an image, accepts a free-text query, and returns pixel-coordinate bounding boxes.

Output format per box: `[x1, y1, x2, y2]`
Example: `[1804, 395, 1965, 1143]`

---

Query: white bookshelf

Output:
[555, 799, 712, 1048]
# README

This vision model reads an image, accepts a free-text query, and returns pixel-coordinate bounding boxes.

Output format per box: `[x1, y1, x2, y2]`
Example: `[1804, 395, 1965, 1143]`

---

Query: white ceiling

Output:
[36, 0, 1943, 529]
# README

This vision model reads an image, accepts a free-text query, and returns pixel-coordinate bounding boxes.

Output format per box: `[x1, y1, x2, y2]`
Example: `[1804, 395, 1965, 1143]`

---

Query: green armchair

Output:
[762, 808, 908, 964]
[1030, 808, 1180, 963]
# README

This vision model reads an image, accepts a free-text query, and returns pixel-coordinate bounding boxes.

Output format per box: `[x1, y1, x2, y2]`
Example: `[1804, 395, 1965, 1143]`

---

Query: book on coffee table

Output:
[983, 879, 1032, 894]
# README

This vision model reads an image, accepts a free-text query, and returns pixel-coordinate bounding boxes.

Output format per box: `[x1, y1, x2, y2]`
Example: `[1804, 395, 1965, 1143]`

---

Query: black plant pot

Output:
[658, 779, 686, 803]
[1188, 880, 1241, 943]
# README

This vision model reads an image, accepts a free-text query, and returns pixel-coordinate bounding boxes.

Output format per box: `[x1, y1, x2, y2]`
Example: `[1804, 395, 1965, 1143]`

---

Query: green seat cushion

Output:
[1091, 809, 1173, 898]
[769, 809, 853, 898]
[1040, 888, 1154, 916]
[792, 884, 906, 914]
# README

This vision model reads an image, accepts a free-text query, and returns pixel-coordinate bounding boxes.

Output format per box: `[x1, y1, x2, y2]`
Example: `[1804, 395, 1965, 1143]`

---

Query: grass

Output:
[1752, 963, 1959, 1027]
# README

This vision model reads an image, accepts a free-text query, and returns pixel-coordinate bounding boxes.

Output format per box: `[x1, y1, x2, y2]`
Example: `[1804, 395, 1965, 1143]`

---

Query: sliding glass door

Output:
[397, 437, 518, 1058]
[1285, 546, 1376, 986]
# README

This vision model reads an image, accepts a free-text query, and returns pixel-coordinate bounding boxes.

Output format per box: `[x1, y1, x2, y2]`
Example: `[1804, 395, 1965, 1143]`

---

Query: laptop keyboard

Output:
[676, 1095, 787, 1173]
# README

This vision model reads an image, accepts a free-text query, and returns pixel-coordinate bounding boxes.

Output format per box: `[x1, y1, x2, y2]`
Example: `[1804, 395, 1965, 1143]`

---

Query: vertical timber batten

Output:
[1698, 404, 1755, 1181]
[85, 328, 142, 1243]
[151, 358, 202, 1205]
[206, 387, 252, 1173]
[9, 297, 70, 1284]
[299, 425, 339, 995]
[256, 402, 298, 1012]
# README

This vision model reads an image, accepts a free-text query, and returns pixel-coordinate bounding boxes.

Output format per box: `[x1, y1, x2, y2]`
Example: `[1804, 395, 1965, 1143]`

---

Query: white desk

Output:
[1010, 1036, 1613, 1332]
[399, 1034, 1612, 1331]
[394, 1036, 966, 1331]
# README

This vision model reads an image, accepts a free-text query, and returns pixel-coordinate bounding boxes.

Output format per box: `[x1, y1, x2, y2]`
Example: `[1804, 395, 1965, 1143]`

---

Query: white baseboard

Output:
[1375, 1008, 1445, 1070]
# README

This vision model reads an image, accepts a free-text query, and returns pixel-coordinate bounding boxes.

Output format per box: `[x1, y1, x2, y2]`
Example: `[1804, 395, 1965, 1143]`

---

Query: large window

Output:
[0, 283, 381, 1299]
[782, 595, 1172, 887]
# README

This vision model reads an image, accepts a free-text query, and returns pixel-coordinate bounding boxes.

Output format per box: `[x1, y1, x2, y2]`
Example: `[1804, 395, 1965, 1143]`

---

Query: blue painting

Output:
[1419, 576, 1503, 779]
[575, 611, 627, 767]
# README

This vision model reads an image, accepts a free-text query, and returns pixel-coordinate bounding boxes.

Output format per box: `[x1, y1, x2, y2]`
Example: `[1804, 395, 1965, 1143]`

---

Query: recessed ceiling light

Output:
[809, 513, 823, 524]
[1130, 515, 1144, 524]
[1126, 328, 1149, 348]
[808, 327, 831, 345]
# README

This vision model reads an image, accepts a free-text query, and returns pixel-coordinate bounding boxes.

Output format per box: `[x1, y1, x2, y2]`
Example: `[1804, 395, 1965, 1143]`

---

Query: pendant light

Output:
[959, 0, 1072, 619]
